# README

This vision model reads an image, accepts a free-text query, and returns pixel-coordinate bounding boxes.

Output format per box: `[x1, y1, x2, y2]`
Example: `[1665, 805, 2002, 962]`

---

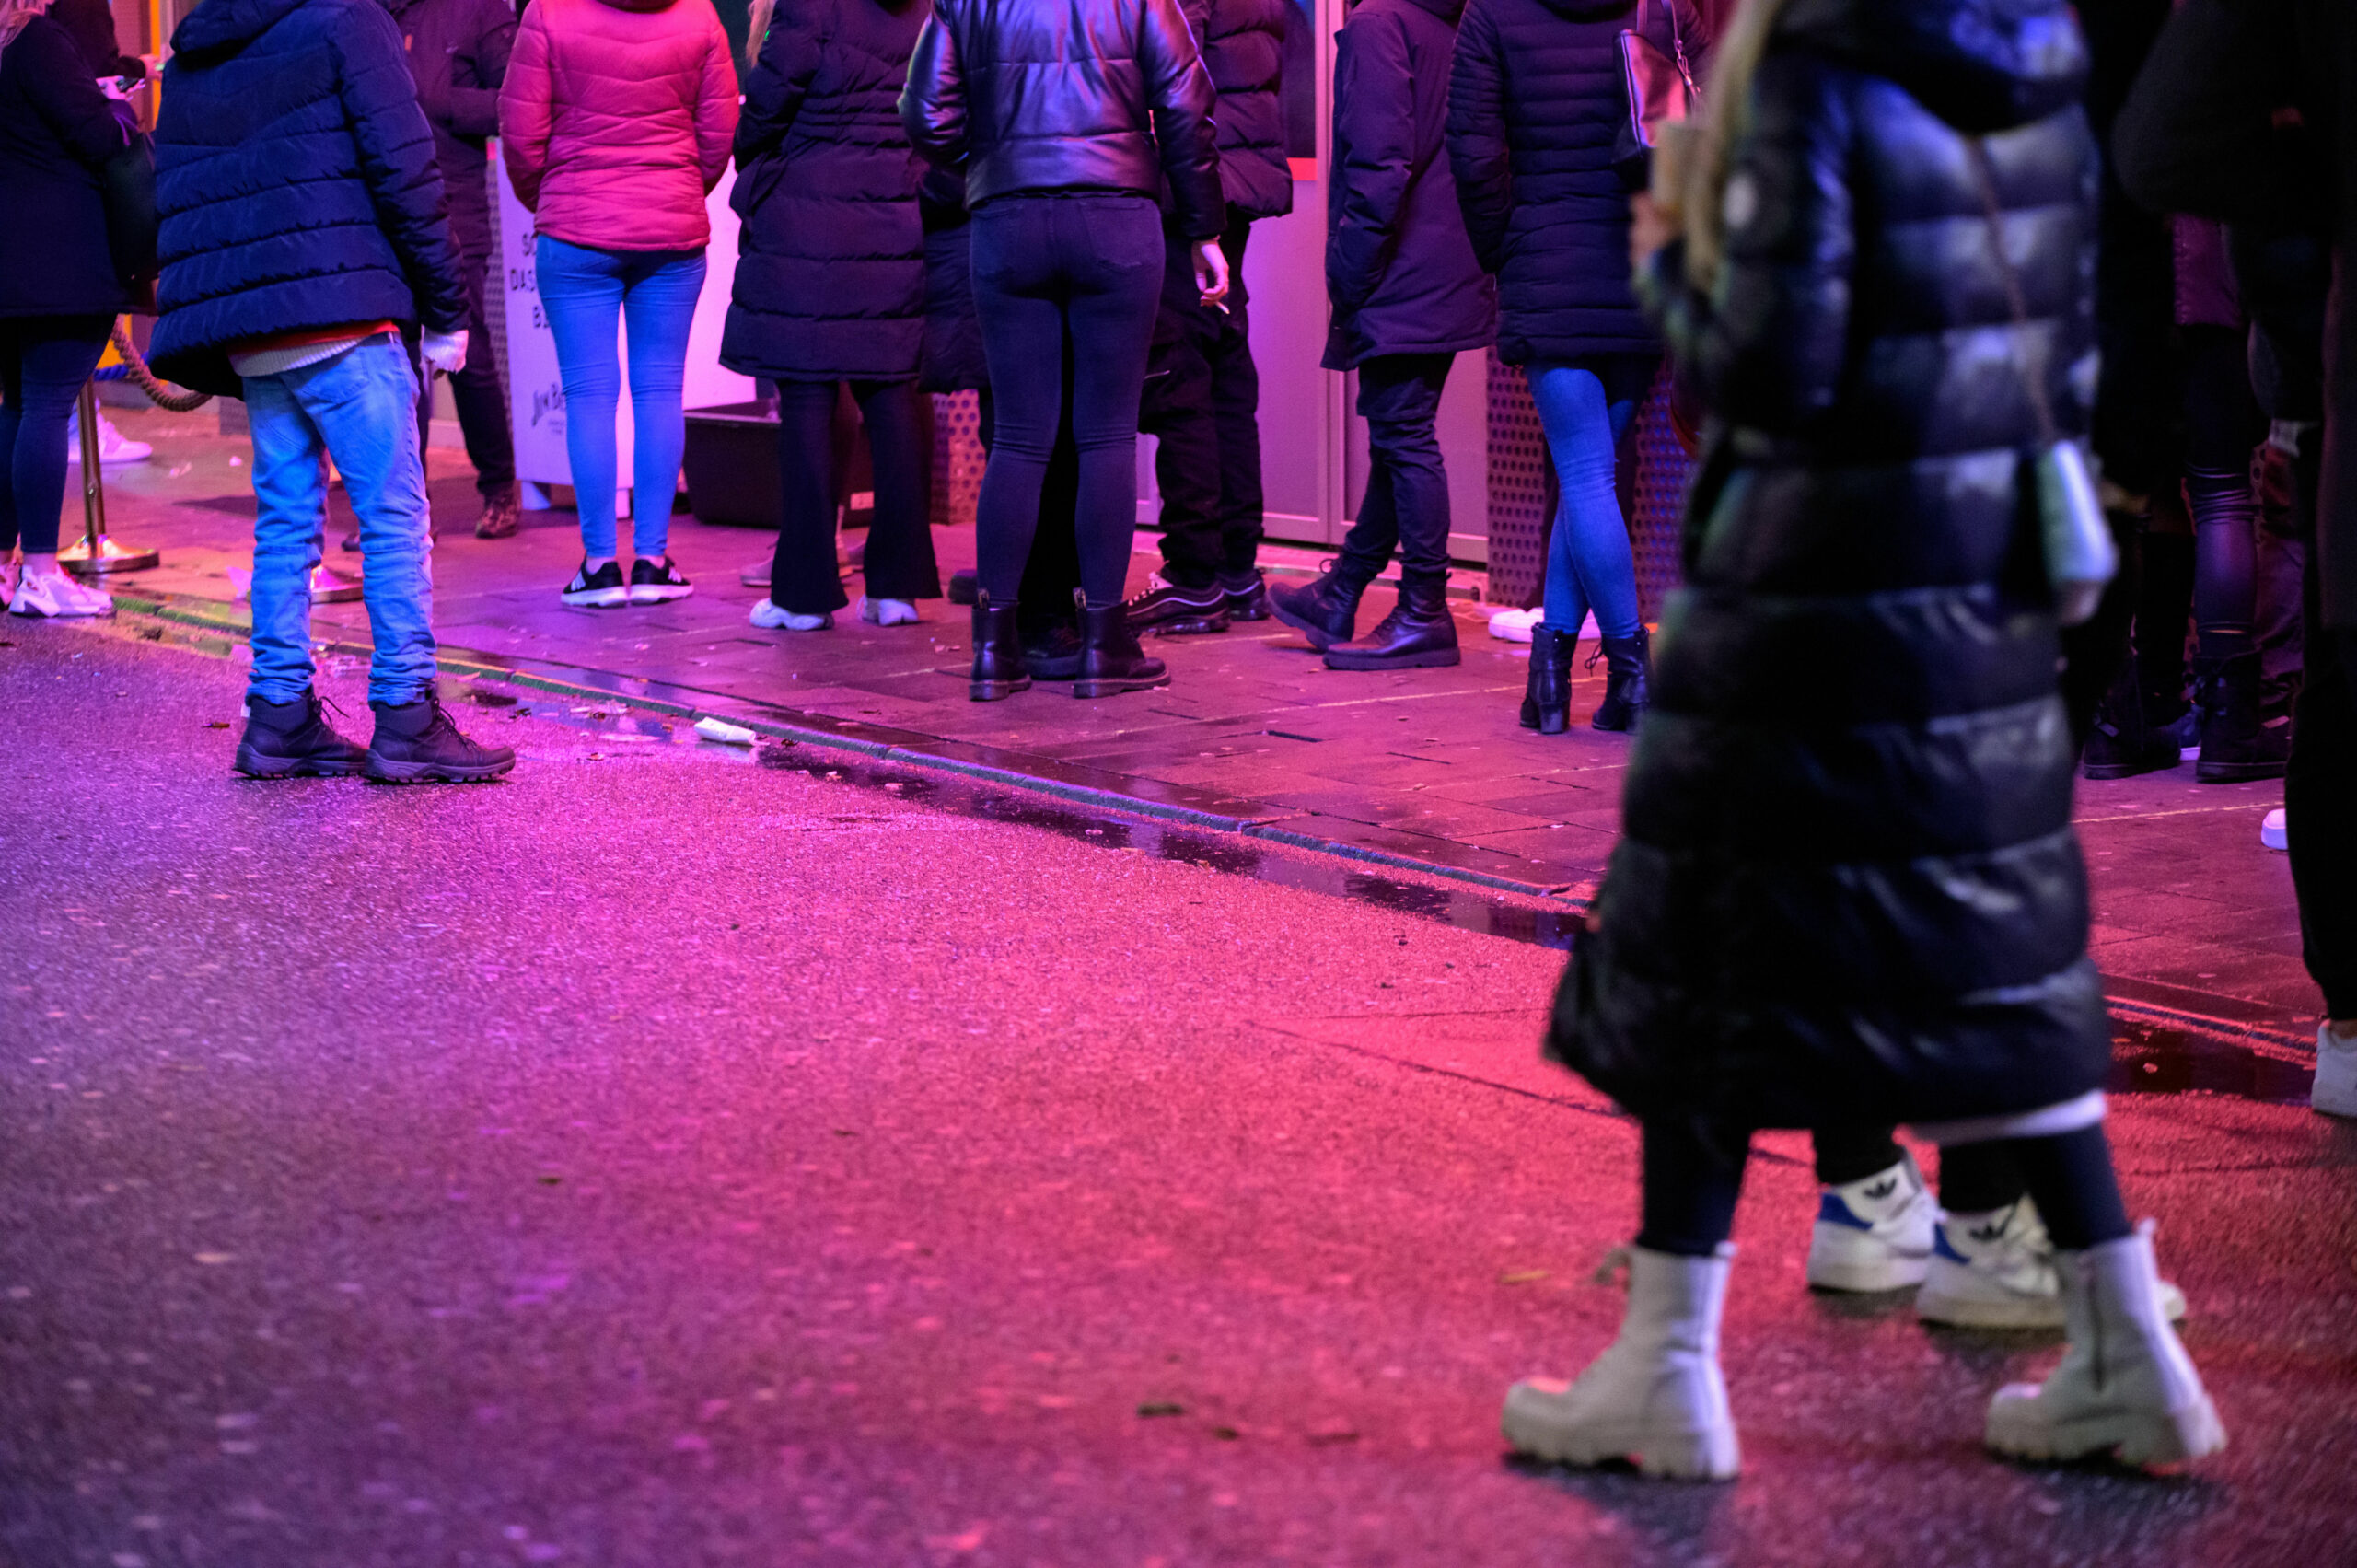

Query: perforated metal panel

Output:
[1483, 352, 1549, 607]
[930, 390, 985, 528]
[1630, 363, 1690, 624]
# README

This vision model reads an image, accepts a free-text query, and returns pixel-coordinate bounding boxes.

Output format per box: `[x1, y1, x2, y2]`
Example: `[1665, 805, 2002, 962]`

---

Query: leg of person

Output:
[230, 366, 365, 777]
[1016, 376, 1086, 679]
[452, 249, 520, 537]
[1327, 354, 1459, 671]
[849, 378, 939, 621]
[1059, 196, 1168, 697]
[1804, 1125, 1934, 1292]
[2182, 323, 2283, 781]
[759, 379, 848, 626]
[2289, 560, 2357, 1116]
[3, 318, 114, 617]
[1269, 407, 1387, 650]
[619, 248, 706, 602]
[536, 235, 628, 605]
[1502, 1116, 1745, 1480]
[1983, 1123, 2223, 1465]
[1132, 226, 1229, 633]
[1589, 356, 1656, 728]
[1523, 362, 1609, 733]
[1208, 213, 1271, 621]
[0, 321, 20, 596]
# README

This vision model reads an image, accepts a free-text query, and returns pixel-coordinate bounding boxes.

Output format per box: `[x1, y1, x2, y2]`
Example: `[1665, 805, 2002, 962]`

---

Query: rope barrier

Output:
[109, 319, 212, 412]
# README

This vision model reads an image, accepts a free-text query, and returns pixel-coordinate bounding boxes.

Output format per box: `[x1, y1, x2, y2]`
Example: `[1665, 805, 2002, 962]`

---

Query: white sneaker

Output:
[1502, 1244, 1741, 1480]
[749, 598, 830, 633]
[1917, 1198, 2187, 1329]
[2262, 808, 2288, 852]
[2314, 1021, 2357, 1118]
[66, 408, 153, 465]
[1487, 605, 1543, 643]
[858, 596, 918, 626]
[1806, 1153, 1935, 1291]
[8, 567, 112, 618]
[1985, 1223, 2225, 1467]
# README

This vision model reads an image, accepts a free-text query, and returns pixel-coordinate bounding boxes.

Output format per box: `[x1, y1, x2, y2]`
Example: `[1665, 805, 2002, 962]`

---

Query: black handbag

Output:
[99, 127, 159, 311]
[1612, 0, 1697, 191]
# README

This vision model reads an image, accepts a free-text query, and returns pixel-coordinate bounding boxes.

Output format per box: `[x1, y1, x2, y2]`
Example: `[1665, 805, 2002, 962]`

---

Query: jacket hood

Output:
[1777, 0, 2086, 134]
[170, 0, 314, 57]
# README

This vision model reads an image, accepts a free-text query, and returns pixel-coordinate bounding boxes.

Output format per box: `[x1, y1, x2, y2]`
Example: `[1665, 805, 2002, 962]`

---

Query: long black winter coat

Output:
[723, 0, 930, 382]
[916, 167, 986, 392]
[1446, 0, 1702, 364]
[1323, 0, 1495, 369]
[150, 0, 469, 397]
[1550, 0, 2110, 1131]
[1189, 0, 1292, 221]
[0, 15, 132, 319]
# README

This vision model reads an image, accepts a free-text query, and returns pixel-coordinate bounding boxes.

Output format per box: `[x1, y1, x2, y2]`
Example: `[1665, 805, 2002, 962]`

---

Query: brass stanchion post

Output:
[59, 380, 159, 575]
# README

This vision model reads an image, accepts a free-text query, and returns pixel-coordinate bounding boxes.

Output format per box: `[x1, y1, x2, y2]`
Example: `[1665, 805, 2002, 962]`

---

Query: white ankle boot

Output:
[1503, 1244, 1740, 1480]
[1985, 1223, 2225, 1467]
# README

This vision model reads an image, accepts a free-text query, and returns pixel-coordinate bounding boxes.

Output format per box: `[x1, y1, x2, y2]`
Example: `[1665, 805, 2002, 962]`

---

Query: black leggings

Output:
[767, 378, 938, 617]
[2181, 325, 2267, 661]
[1639, 1119, 2132, 1258]
[0, 315, 111, 557]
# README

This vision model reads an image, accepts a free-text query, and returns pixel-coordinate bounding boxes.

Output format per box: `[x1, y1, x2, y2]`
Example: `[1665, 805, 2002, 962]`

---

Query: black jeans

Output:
[1142, 212, 1263, 587]
[1334, 353, 1455, 591]
[412, 248, 516, 499]
[768, 377, 938, 616]
[0, 314, 110, 558]
[976, 386, 1082, 633]
[970, 193, 1164, 608]
[2288, 563, 2357, 1019]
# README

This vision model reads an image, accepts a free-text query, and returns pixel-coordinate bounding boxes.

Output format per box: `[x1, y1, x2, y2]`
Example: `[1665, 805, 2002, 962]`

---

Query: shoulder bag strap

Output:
[1963, 136, 2060, 450]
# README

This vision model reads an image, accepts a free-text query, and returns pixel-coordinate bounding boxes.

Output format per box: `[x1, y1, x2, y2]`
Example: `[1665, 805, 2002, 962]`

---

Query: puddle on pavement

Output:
[2108, 1016, 2314, 1103]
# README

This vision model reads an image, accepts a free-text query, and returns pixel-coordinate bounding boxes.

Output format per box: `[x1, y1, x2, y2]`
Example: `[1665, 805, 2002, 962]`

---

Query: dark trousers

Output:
[977, 386, 1082, 633]
[768, 377, 938, 616]
[1334, 353, 1455, 591]
[412, 249, 515, 500]
[0, 314, 110, 557]
[1142, 213, 1263, 587]
[970, 193, 1164, 608]
[2288, 563, 2357, 1019]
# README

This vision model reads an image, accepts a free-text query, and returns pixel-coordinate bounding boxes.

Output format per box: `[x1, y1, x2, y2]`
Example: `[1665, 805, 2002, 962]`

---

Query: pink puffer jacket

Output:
[499, 0, 739, 252]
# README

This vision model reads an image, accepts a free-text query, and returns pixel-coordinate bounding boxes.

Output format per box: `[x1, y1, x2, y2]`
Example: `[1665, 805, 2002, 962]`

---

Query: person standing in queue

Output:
[726, 0, 940, 633]
[899, 0, 1227, 702]
[1269, 0, 1494, 670]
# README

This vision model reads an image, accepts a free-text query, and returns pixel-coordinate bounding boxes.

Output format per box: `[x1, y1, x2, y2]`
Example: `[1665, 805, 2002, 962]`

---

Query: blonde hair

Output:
[0, 0, 55, 50]
[1678, 0, 1801, 291]
[745, 0, 773, 63]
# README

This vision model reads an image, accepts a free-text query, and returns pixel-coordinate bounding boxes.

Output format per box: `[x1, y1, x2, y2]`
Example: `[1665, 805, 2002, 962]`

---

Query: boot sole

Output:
[1986, 1388, 2225, 1467]
[2082, 757, 2180, 780]
[1504, 1406, 1740, 1481]
[1072, 672, 1173, 699]
[361, 753, 516, 784]
[970, 678, 1031, 702]
[1323, 648, 1460, 671]
[232, 747, 362, 780]
[2194, 760, 2288, 784]
[1269, 600, 1345, 651]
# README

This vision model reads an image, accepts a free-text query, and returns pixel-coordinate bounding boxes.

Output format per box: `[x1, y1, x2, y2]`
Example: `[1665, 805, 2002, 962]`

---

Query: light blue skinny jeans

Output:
[243, 334, 435, 706]
[535, 235, 706, 560]
[1529, 357, 1651, 640]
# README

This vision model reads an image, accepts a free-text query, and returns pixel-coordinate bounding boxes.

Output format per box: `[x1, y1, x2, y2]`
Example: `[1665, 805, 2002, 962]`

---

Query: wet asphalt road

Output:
[3, 620, 2354, 1568]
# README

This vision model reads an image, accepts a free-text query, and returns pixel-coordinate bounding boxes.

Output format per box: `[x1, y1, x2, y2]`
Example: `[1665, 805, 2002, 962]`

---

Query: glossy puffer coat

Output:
[723, 0, 932, 382]
[1549, 0, 2110, 1130]
[898, 0, 1225, 241]
[1189, 0, 1293, 221]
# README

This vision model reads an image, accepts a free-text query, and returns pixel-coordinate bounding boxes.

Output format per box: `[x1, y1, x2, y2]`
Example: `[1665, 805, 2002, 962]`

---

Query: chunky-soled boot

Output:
[1520, 625, 1574, 734]
[1985, 1224, 2225, 1468]
[1324, 579, 1459, 670]
[2082, 656, 2183, 779]
[1592, 628, 1652, 731]
[1502, 1244, 1741, 1481]
[970, 595, 1030, 702]
[2193, 652, 2291, 783]
[1269, 565, 1368, 651]
[362, 696, 517, 784]
[233, 690, 366, 779]
[1074, 603, 1170, 698]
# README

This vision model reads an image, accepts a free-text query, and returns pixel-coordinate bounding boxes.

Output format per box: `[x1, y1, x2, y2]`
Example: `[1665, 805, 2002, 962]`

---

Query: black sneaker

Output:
[1219, 568, 1271, 621]
[233, 690, 365, 778]
[561, 559, 628, 608]
[629, 556, 693, 605]
[362, 696, 517, 784]
[1126, 573, 1229, 634]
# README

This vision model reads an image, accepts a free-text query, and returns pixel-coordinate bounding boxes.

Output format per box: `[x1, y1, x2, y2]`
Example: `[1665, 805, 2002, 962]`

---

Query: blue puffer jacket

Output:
[150, 0, 469, 396]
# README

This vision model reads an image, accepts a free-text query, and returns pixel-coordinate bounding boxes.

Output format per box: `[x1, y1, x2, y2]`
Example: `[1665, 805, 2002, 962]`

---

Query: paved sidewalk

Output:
[75, 403, 2326, 1050]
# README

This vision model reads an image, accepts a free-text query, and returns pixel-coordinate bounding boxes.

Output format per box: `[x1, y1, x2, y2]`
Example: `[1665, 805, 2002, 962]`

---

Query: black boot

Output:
[1592, 628, 1652, 731]
[233, 690, 365, 779]
[970, 594, 1030, 702]
[1269, 564, 1368, 651]
[1074, 602, 1170, 698]
[362, 695, 517, 784]
[1325, 579, 1460, 671]
[2193, 651, 2291, 783]
[1521, 625, 1574, 734]
[2082, 656, 2183, 779]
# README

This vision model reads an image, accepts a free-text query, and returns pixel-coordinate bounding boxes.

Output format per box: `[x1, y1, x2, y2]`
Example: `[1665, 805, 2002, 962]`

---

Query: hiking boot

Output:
[1127, 573, 1230, 635]
[1593, 628, 1653, 732]
[1218, 567, 1271, 621]
[1074, 602, 1170, 698]
[2193, 651, 2290, 783]
[1269, 564, 1366, 651]
[233, 690, 365, 779]
[1805, 1154, 1934, 1293]
[1521, 625, 1574, 734]
[1324, 580, 1459, 671]
[970, 595, 1030, 702]
[362, 695, 517, 784]
[474, 489, 522, 539]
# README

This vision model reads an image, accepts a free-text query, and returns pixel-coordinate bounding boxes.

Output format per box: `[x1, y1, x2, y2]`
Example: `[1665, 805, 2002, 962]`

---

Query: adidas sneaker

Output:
[1805, 1155, 1935, 1292]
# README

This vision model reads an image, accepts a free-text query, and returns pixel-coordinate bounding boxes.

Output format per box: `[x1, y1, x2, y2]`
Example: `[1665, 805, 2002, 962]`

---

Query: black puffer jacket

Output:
[1446, 0, 1702, 364]
[1188, 0, 1292, 220]
[1323, 0, 1495, 369]
[916, 166, 986, 391]
[1550, 0, 2108, 1130]
[899, 0, 1224, 240]
[724, 0, 931, 381]
[0, 14, 132, 319]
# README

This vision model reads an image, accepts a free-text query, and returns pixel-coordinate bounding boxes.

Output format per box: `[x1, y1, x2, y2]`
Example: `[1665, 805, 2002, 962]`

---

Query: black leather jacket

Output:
[899, 0, 1225, 239]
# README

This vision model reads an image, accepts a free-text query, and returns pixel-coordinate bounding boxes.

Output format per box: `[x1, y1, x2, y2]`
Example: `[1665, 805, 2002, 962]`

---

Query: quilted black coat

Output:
[723, 0, 931, 381]
[1550, 0, 2111, 1130]
[1189, 0, 1293, 221]
[149, 0, 469, 397]
[1446, 0, 1703, 364]
[0, 15, 132, 319]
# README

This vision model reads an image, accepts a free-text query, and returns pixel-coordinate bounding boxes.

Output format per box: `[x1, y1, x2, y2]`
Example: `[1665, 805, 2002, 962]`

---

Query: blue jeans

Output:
[242, 335, 436, 705]
[0, 316, 110, 557]
[535, 236, 706, 559]
[1529, 357, 1652, 639]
